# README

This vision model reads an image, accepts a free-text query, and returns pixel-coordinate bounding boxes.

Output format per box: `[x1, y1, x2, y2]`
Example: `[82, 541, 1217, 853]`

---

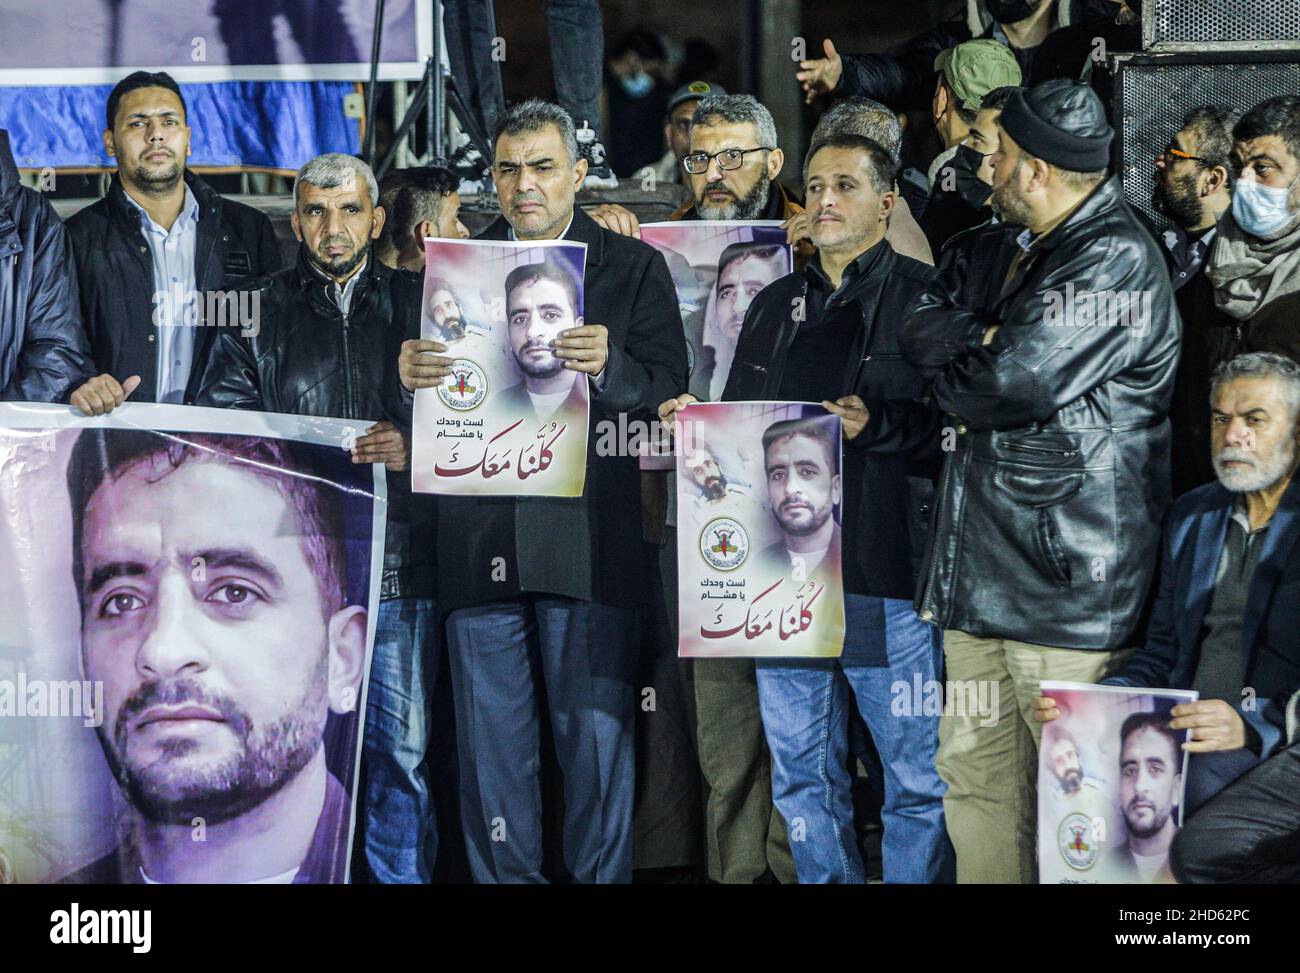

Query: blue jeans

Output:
[445, 597, 639, 883]
[362, 597, 439, 883]
[756, 595, 955, 883]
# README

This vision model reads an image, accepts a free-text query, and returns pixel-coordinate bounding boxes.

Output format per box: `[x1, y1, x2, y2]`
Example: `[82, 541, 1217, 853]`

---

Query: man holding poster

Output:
[195, 153, 442, 884]
[398, 99, 686, 884]
[1034, 353, 1300, 823]
[661, 133, 952, 884]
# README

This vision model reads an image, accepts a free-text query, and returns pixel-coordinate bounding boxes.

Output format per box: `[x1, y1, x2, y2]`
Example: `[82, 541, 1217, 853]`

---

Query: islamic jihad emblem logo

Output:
[1058, 812, 1099, 871]
[438, 358, 488, 411]
[700, 518, 749, 571]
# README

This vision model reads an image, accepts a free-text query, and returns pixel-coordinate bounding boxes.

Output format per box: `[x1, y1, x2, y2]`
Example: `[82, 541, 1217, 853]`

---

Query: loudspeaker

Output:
[1112, 52, 1300, 236]
[1144, 0, 1300, 53]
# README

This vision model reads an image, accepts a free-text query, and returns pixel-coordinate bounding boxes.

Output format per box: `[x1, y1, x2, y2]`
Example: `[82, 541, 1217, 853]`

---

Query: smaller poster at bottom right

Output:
[1037, 681, 1198, 884]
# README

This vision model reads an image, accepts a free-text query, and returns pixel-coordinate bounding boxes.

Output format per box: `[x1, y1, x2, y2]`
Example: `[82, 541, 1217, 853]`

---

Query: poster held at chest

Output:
[639, 222, 792, 471]
[1037, 681, 1198, 885]
[0, 403, 384, 884]
[412, 238, 591, 497]
[676, 401, 845, 659]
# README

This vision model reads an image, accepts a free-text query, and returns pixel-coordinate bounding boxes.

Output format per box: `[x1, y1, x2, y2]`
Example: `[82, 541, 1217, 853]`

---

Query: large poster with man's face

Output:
[0, 404, 384, 884]
[411, 239, 591, 497]
[640, 222, 792, 404]
[1037, 681, 1198, 885]
[676, 401, 845, 658]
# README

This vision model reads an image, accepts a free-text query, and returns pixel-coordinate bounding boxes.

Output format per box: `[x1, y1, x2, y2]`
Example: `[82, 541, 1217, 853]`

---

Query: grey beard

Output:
[991, 181, 1034, 227]
[697, 177, 771, 220]
[1214, 438, 1298, 493]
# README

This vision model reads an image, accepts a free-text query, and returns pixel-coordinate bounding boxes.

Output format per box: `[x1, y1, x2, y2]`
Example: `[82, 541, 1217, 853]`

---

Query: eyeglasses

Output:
[682, 146, 774, 175]
[1159, 143, 1205, 165]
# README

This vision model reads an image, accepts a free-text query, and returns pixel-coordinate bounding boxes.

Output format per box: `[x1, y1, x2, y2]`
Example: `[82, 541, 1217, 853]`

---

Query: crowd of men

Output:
[4, 0, 1300, 885]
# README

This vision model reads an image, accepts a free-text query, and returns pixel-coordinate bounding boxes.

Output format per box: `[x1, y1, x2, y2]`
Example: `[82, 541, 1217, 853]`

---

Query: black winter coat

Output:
[901, 178, 1180, 650]
[0, 129, 93, 401]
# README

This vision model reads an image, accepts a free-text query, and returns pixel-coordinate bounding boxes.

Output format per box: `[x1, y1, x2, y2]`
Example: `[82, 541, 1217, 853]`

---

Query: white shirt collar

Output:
[124, 182, 199, 235]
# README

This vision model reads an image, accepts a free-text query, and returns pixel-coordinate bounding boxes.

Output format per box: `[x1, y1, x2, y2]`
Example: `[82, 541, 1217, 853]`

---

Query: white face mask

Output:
[1232, 170, 1300, 238]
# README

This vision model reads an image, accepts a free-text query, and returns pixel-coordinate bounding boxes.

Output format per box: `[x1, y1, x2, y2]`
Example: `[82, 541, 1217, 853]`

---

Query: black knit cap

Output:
[999, 78, 1113, 173]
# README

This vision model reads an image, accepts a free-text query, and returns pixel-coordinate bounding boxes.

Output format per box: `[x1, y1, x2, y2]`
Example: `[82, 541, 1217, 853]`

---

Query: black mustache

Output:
[117, 678, 251, 740]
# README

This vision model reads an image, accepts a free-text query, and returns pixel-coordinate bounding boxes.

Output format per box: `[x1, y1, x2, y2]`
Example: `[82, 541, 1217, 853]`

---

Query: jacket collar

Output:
[1022, 176, 1124, 255]
[293, 244, 390, 313]
[478, 204, 606, 266]
[1184, 476, 1300, 667]
[804, 237, 893, 299]
[107, 168, 223, 232]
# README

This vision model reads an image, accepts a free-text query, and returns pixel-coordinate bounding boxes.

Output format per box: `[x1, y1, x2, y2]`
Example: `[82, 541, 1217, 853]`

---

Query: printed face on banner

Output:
[676, 401, 845, 659]
[0, 405, 381, 885]
[1037, 682, 1198, 885]
[411, 239, 591, 497]
[639, 222, 791, 403]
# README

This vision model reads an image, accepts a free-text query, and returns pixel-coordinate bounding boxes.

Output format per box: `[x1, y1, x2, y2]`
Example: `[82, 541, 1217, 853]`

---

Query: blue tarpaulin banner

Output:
[0, 81, 362, 171]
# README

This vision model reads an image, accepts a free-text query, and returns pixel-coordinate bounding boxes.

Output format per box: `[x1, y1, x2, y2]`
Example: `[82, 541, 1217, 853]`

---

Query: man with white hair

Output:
[195, 152, 441, 885]
[1035, 352, 1300, 820]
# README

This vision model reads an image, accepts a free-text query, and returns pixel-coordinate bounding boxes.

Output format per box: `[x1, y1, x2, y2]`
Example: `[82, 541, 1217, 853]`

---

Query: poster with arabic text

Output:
[676, 401, 844, 658]
[412, 239, 590, 496]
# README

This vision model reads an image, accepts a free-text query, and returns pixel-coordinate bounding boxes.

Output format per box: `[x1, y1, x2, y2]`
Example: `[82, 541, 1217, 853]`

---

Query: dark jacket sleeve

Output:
[850, 397, 944, 462]
[899, 245, 995, 378]
[591, 247, 689, 419]
[832, 23, 967, 112]
[2, 197, 94, 402]
[193, 327, 263, 410]
[253, 210, 284, 276]
[385, 270, 423, 436]
[922, 234, 1178, 430]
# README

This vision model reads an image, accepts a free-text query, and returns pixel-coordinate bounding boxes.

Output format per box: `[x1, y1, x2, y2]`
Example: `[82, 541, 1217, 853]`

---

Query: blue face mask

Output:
[1233, 173, 1300, 238]
[620, 71, 654, 99]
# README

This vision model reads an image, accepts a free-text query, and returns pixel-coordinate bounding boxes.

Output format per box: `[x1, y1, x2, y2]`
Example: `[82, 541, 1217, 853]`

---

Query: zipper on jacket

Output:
[998, 439, 1077, 458]
[340, 311, 357, 420]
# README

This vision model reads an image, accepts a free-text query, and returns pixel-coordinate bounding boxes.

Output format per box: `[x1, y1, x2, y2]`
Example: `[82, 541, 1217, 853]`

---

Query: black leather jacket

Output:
[194, 247, 430, 598]
[0, 129, 93, 401]
[723, 241, 942, 601]
[901, 178, 1180, 650]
